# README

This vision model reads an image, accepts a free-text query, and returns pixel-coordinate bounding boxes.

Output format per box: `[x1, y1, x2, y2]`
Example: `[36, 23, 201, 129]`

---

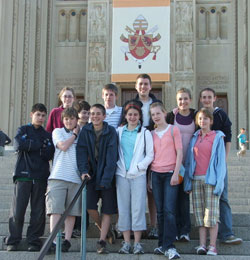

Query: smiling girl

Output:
[184, 108, 227, 256]
[116, 101, 154, 255]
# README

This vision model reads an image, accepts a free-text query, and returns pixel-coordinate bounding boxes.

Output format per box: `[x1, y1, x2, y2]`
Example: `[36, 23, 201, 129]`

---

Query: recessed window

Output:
[221, 7, 227, 13]
[211, 8, 216, 14]
[82, 11, 86, 16]
[71, 11, 76, 16]
[200, 8, 205, 14]
[61, 12, 65, 16]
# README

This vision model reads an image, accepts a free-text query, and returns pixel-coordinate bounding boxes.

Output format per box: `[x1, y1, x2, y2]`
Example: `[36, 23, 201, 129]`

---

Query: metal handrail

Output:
[38, 178, 88, 260]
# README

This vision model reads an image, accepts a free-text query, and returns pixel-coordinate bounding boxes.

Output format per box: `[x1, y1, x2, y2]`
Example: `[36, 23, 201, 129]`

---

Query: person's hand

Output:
[81, 173, 91, 181]
[73, 125, 80, 135]
[186, 191, 191, 194]
[147, 182, 152, 193]
[170, 173, 179, 186]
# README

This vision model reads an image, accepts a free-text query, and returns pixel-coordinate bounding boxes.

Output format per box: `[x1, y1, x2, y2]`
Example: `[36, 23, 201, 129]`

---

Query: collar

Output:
[124, 124, 140, 132]
[199, 130, 215, 137]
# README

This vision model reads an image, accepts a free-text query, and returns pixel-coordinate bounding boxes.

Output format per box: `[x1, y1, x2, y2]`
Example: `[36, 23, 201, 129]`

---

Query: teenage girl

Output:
[46, 87, 75, 132]
[116, 101, 154, 254]
[150, 102, 182, 260]
[184, 108, 227, 256]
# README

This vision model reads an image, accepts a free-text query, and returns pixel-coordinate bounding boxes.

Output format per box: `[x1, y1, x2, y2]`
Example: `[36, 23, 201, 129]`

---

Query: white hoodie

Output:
[116, 126, 154, 179]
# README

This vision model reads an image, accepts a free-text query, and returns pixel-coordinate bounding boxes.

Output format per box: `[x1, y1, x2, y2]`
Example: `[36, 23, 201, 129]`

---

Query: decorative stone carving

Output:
[88, 80, 104, 104]
[90, 4, 106, 36]
[176, 42, 193, 71]
[197, 73, 229, 89]
[176, 2, 193, 34]
[89, 42, 106, 72]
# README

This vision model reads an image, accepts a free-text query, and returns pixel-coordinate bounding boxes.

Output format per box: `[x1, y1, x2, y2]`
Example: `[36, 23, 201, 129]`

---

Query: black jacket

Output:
[212, 108, 232, 143]
[0, 131, 11, 146]
[13, 124, 54, 182]
[76, 122, 118, 190]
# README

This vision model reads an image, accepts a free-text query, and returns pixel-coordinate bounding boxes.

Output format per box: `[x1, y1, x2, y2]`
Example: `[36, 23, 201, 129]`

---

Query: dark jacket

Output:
[166, 108, 196, 124]
[76, 122, 118, 190]
[13, 124, 54, 182]
[211, 107, 232, 143]
[0, 131, 11, 146]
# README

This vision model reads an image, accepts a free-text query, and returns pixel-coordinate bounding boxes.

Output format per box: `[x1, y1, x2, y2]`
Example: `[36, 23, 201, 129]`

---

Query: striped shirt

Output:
[104, 105, 122, 128]
[49, 127, 81, 184]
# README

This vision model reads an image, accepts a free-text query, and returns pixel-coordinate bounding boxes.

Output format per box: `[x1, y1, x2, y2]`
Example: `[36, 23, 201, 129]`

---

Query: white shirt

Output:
[141, 98, 152, 127]
[49, 128, 81, 184]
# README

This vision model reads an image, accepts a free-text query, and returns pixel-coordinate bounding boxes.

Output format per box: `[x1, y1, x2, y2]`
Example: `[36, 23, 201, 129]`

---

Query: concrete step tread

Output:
[0, 252, 249, 260]
[1, 237, 250, 256]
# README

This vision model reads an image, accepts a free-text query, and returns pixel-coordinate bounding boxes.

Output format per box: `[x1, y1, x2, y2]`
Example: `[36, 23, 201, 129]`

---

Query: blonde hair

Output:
[176, 88, 192, 99]
[150, 102, 167, 114]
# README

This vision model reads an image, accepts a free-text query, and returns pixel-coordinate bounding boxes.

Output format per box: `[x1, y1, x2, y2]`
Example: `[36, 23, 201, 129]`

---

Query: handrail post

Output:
[81, 186, 87, 260]
[56, 229, 62, 260]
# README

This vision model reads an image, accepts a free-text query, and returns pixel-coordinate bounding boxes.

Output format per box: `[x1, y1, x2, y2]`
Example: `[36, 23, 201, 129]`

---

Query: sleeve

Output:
[4, 134, 11, 145]
[14, 126, 43, 152]
[76, 129, 90, 175]
[40, 133, 55, 161]
[46, 109, 54, 133]
[213, 136, 227, 196]
[99, 127, 118, 188]
[52, 128, 64, 148]
[220, 110, 232, 143]
[173, 126, 183, 150]
[183, 139, 194, 192]
[137, 130, 154, 171]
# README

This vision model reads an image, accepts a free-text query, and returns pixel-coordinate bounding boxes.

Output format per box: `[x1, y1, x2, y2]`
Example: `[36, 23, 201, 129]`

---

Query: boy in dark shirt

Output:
[76, 104, 118, 254]
[5, 103, 54, 252]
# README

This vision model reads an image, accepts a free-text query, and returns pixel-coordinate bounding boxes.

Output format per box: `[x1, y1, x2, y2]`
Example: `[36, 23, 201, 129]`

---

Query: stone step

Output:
[0, 252, 249, 260]
[1, 237, 250, 256]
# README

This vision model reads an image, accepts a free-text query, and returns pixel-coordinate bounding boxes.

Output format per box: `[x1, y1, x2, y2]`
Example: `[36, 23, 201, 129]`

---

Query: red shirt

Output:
[46, 106, 64, 133]
[194, 130, 216, 175]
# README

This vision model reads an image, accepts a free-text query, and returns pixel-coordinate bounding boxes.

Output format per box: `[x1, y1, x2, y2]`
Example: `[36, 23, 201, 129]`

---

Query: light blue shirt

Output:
[121, 125, 139, 171]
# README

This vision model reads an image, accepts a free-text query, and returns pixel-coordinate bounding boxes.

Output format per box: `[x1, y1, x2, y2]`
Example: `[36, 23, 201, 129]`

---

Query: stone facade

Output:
[0, 0, 249, 148]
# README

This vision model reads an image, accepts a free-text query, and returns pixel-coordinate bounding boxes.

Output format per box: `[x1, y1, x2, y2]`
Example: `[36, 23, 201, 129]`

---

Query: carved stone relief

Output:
[89, 42, 106, 72]
[89, 4, 107, 36]
[55, 78, 85, 93]
[176, 42, 193, 71]
[88, 80, 104, 104]
[176, 2, 193, 34]
[197, 73, 229, 90]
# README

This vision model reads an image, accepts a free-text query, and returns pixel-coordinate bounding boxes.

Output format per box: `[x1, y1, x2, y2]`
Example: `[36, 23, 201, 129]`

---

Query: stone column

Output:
[166, 0, 195, 112]
[85, 0, 110, 105]
[237, 0, 249, 145]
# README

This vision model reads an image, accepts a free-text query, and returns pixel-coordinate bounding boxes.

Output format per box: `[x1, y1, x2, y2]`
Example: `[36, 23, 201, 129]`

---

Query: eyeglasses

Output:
[62, 95, 74, 99]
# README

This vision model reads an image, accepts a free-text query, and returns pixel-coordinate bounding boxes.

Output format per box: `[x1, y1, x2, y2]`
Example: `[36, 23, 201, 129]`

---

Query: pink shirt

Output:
[46, 106, 64, 133]
[194, 130, 216, 176]
[151, 125, 183, 173]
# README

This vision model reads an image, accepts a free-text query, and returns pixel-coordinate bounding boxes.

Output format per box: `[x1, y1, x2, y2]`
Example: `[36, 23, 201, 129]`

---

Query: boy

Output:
[5, 103, 54, 252]
[237, 128, 248, 158]
[102, 83, 122, 128]
[46, 107, 81, 253]
[77, 100, 91, 129]
[0, 129, 11, 156]
[134, 74, 160, 239]
[76, 104, 118, 254]
[199, 88, 242, 245]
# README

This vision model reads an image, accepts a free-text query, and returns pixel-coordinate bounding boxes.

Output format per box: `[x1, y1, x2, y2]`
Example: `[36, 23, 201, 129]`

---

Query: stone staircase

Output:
[0, 148, 249, 260]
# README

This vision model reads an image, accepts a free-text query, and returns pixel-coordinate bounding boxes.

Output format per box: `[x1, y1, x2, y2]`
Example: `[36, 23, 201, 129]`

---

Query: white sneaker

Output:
[165, 248, 180, 259]
[179, 234, 190, 242]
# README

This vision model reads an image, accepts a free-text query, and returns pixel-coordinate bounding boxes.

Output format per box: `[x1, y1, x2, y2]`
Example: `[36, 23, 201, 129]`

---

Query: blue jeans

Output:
[218, 169, 234, 240]
[176, 182, 191, 236]
[152, 171, 179, 250]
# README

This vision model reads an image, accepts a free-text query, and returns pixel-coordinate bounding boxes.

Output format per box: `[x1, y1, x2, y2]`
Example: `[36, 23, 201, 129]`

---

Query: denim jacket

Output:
[184, 130, 226, 196]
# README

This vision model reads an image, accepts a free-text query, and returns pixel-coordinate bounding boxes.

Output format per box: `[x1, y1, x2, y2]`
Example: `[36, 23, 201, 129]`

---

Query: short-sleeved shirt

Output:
[49, 127, 81, 184]
[194, 130, 216, 176]
[238, 133, 247, 144]
[104, 105, 122, 128]
[121, 125, 139, 171]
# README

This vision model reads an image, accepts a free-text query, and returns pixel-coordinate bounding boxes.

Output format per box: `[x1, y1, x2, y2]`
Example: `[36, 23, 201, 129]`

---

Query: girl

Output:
[116, 101, 154, 254]
[184, 108, 227, 256]
[166, 88, 196, 241]
[46, 87, 76, 132]
[150, 102, 183, 260]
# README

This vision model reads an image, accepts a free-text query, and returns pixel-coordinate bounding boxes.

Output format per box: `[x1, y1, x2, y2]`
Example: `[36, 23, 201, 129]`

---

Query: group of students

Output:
[4, 73, 243, 259]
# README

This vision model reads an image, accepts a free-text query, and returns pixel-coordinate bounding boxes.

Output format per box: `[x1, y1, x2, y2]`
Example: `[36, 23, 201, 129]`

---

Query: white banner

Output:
[112, 0, 170, 82]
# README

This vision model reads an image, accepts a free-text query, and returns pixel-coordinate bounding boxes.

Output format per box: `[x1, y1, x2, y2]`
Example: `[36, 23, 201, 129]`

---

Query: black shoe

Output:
[71, 229, 81, 238]
[47, 243, 56, 255]
[27, 244, 40, 252]
[6, 244, 18, 251]
[97, 240, 109, 254]
[107, 227, 116, 244]
[62, 239, 71, 252]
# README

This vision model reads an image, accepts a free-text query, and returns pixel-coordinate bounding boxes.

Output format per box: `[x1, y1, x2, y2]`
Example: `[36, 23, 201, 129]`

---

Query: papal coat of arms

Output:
[120, 15, 161, 69]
